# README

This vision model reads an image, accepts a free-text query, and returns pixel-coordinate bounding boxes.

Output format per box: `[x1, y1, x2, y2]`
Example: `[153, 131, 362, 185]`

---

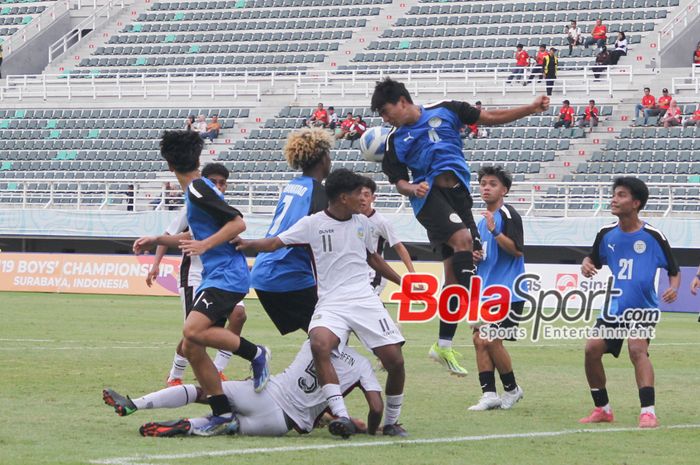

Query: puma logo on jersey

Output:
[202, 298, 213, 309]
[608, 243, 615, 252]
[403, 132, 414, 142]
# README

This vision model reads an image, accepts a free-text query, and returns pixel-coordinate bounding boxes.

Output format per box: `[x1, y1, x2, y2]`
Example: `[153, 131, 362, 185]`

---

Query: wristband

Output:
[669, 287, 679, 292]
[696, 274, 700, 279]
[491, 229, 501, 237]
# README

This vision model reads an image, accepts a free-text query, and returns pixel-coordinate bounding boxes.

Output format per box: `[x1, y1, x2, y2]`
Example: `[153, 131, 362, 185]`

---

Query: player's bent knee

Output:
[447, 229, 472, 252]
[584, 340, 605, 359]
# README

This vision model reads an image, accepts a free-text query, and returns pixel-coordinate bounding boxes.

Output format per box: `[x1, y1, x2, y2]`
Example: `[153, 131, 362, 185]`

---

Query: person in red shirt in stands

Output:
[465, 101, 483, 138]
[578, 99, 599, 132]
[525, 44, 548, 86]
[683, 106, 700, 127]
[584, 19, 607, 50]
[637, 88, 671, 125]
[634, 87, 656, 126]
[306, 103, 329, 128]
[336, 111, 356, 139]
[661, 100, 682, 127]
[347, 115, 367, 144]
[554, 100, 575, 128]
[506, 44, 529, 84]
[693, 42, 700, 65]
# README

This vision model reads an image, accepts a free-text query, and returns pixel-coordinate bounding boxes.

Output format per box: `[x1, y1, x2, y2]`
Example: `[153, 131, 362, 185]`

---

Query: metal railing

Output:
[48, 0, 129, 64]
[2, 0, 71, 57]
[657, 0, 700, 51]
[672, 74, 700, 94]
[0, 180, 698, 218]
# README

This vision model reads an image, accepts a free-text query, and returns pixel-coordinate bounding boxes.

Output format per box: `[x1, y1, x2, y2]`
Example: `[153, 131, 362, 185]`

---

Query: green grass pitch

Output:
[1, 292, 699, 465]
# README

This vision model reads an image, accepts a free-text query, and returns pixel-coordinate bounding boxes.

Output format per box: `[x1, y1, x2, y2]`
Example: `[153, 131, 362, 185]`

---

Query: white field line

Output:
[90, 423, 700, 465]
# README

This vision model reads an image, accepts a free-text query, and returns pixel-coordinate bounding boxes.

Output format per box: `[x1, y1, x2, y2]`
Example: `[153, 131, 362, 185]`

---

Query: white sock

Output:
[641, 406, 656, 415]
[168, 354, 188, 381]
[601, 403, 612, 413]
[132, 384, 198, 410]
[322, 384, 349, 418]
[213, 350, 232, 372]
[383, 394, 404, 426]
[437, 338, 453, 349]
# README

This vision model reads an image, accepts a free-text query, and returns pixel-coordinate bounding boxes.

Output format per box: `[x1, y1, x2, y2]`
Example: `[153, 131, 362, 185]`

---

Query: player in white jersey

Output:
[132, 163, 246, 386]
[235, 169, 408, 438]
[359, 178, 417, 296]
[103, 340, 383, 437]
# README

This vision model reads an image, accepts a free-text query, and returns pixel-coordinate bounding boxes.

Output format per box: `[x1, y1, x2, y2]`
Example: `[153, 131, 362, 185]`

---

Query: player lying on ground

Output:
[580, 176, 680, 428]
[159, 130, 270, 436]
[235, 169, 407, 439]
[133, 163, 246, 386]
[103, 340, 383, 437]
[370, 77, 549, 377]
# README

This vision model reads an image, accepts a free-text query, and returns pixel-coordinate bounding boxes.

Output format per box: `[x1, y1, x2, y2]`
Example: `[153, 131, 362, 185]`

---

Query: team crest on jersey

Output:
[633, 240, 646, 254]
[428, 117, 443, 128]
[357, 227, 365, 239]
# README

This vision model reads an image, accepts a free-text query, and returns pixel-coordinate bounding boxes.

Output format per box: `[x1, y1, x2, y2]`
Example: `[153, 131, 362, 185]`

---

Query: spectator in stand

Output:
[184, 115, 195, 131]
[525, 44, 548, 86]
[327, 106, 339, 130]
[578, 99, 599, 132]
[661, 100, 682, 127]
[0, 45, 4, 79]
[657, 88, 672, 112]
[336, 111, 355, 139]
[199, 115, 221, 143]
[506, 44, 529, 83]
[693, 42, 700, 65]
[347, 115, 367, 143]
[554, 100, 575, 128]
[634, 87, 656, 125]
[592, 46, 610, 80]
[193, 115, 207, 134]
[306, 102, 329, 128]
[585, 18, 607, 50]
[543, 47, 558, 96]
[683, 105, 700, 127]
[125, 184, 134, 211]
[607, 32, 628, 65]
[566, 20, 582, 56]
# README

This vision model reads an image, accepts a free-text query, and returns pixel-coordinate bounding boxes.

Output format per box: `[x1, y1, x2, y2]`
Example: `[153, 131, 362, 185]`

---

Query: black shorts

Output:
[256, 286, 318, 335]
[181, 285, 195, 319]
[473, 301, 525, 341]
[594, 319, 655, 358]
[192, 288, 246, 328]
[415, 183, 480, 259]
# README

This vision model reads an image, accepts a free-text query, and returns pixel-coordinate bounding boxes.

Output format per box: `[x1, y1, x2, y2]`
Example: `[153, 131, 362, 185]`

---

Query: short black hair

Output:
[362, 176, 377, 194]
[201, 162, 229, 180]
[478, 165, 513, 193]
[613, 176, 648, 211]
[539, 44, 547, 49]
[563, 99, 570, 105]
[644, 87, 651, 92]
[589, 99, 596, 104]
[516, 43, 524, 48]
[618, 31, 626, 40]
[370, 77, 413, 113]
[160, 130, 203, 173]
[325, 168, 366, 201]
[475, 101, 482, 105]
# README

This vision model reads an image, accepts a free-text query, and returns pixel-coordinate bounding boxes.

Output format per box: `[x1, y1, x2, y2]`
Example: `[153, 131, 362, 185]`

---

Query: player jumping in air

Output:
[580, 177, 680, 428]
[159, 130, 270, 436]
[371, 77, 549, 376]
[236, 169, 408, 438]
[133, 163, 246, 386]
[469, 166, 525, 411]
[103, 340, 382, 437]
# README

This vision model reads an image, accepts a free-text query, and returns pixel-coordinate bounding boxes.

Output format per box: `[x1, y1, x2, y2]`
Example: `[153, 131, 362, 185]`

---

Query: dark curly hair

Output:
[160, 130, 203, 173]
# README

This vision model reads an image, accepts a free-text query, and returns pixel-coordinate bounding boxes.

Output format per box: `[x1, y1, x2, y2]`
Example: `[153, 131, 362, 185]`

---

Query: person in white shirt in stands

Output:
[607, 31, 628, 65]
[193, 114, 207, 134]
[103, 340, 383, 437]
[235, 168, 408, 439]
[566, 20, 582, 56]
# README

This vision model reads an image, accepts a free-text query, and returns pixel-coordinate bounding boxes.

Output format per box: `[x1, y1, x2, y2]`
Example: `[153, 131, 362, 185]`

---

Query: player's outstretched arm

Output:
[477, 96, 550, 126]
[180, 216, 246, 256]
[233, 236, 285, 253]
[367, 251, 402, 285]
[134, 232, 190, 254]
[661, 272, 681, 303]
[363, 390, 384, 435]
[393, 242, 416, 273]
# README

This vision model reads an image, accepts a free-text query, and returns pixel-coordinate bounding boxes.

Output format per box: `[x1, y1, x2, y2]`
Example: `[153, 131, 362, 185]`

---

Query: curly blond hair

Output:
[284, 128, 334, 171]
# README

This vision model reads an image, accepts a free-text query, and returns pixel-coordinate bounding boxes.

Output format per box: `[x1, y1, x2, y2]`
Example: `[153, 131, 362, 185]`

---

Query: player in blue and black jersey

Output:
[469, 166, 525, 412]
[157, 130, 270, 437]
[580, 177, 680, 428]
[250, 128, 331, 335]
[371, 77, 549, 376]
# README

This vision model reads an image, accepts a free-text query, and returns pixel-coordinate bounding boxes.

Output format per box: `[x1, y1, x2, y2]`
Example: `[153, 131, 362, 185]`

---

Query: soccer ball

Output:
[359, 126, 391, 162]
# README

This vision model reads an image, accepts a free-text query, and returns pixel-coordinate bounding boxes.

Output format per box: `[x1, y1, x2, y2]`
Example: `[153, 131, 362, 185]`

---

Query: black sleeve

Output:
[647, 228, 680, 276]
[589, 230, 606, 269]
[500, 205, 524, 252]
[188, 178, 242, 226]
[382, 132, 410, 184]
[441, 100, 481, 125]
[309, 179, 328, 215]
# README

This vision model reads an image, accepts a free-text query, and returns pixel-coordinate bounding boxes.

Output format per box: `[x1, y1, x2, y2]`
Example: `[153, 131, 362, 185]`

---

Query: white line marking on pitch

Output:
[90, 423, 700, 465]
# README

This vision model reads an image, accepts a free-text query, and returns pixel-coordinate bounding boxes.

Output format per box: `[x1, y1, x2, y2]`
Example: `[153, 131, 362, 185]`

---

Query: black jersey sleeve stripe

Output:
[589, 222, 617, 269]
[644, 224, 680, 276]
[382, 127, 410, 184]
[425, 100, 481, 125]
[500, 204, 524, 252]
[188, 178, 242, 226]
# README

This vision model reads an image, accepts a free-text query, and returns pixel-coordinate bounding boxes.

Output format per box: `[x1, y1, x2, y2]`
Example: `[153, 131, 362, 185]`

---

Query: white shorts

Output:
[308, 295, 405, 352]
[222, 379, 290, 436]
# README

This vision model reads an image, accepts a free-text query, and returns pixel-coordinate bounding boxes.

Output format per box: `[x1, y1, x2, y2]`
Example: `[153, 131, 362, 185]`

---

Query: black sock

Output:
[208, 394, 231, 416]
[438, 281, 461, 341]
[499, 371, 517, 392]
[478, 371, 497, 393]
[590, 388, 609, 407]
[233, 337, 258, 362]
[451, 250, 475, 289]
[639, 386, 655, 408]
